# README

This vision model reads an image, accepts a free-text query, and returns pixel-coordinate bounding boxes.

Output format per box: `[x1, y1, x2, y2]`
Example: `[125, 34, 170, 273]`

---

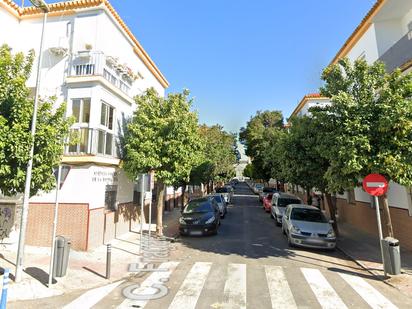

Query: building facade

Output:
[288, 0, 412, 250]
[0, 0, 176, 250]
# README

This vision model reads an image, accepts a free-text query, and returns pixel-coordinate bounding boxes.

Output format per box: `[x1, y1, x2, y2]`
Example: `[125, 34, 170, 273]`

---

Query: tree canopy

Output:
[0, 45, 72, 197]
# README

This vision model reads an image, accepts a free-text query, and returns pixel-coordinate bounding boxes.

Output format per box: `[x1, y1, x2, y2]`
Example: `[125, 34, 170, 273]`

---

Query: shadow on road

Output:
[176, 182, 381, 282]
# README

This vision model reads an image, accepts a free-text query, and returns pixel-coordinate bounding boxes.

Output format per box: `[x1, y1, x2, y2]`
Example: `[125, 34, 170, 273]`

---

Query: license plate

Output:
[190, 231, 202, 236]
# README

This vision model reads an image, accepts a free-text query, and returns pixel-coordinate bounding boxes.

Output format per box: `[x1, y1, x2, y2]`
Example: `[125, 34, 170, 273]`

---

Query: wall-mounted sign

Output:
[91, 167, 118, 184]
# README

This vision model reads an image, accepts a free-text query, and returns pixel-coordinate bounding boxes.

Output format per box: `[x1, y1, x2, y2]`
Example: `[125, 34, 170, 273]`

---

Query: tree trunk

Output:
[181, 185, 186, 211]
[156, 181, 166, 236]
[325, 192, 339, 236]
[381, 193, 394, 237]
[306, 187, 311, 204]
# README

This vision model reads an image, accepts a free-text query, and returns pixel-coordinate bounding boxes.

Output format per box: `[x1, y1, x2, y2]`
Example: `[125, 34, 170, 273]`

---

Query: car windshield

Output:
[216, 187, 228, 193]
[184, 199, 213, 213]
[278, 198, 301, 207]
[211, 195, 223, 203]
[290, 208, 327, 223]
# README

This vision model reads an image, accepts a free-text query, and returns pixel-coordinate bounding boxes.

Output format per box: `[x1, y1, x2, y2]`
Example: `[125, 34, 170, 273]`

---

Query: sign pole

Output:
[374, 195, 387, 276]
[148, 174, 153, 248]
[139, 174, 145, 255]
[48, 165, 61, 287]
[363, 173, 389, 277]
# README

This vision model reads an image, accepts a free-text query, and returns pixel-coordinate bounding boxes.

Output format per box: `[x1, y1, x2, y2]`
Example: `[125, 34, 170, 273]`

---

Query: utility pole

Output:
[15, 0, 49, 282]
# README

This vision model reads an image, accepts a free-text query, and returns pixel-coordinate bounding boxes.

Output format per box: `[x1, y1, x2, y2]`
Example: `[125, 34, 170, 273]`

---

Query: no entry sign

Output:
[363, 174, 388, 196]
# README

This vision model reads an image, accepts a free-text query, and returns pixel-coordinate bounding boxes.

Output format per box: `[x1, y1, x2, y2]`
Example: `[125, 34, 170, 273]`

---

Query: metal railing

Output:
[70, 51, 132, 95]
[65, 127, 120, 158]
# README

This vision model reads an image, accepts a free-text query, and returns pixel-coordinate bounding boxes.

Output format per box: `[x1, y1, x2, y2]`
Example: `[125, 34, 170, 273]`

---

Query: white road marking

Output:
[339, 273, 398, 309]
[63, 280, 124, 309]
[168, 262, 212, 309]
[222, 263, 247, 309]
[301, 268, 348, 309]
[117, 261, 179, 309]
[265, 265, 297, 309]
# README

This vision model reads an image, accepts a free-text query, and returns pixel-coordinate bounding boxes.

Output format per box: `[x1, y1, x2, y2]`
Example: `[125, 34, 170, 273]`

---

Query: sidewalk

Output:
[0, 209, 181, 302]
[337, 222, 412, 297]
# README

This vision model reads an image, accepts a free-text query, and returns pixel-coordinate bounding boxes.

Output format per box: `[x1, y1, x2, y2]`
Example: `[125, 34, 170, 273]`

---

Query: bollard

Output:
[0, 268, 9, 309]
[106, 244, 111, 279]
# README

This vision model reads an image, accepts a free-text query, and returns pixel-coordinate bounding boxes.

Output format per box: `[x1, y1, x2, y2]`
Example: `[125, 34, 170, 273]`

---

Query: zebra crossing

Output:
[63, 261, 400, 309]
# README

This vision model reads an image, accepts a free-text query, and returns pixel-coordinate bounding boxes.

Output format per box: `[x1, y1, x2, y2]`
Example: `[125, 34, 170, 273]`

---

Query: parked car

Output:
[271, 193, 301, 226]
[215, 186, 233, 204]
[282, 204, 336, 250]
[179, 197, 221, 236]
[253, 183, 264, 194]
[208, 193, 228, 218]
[259, 187, 278, 202]
[262, 193, 273, 212]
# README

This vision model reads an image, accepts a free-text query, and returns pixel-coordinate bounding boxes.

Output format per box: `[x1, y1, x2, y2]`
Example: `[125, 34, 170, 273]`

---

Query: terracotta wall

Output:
[27, 203, 88, 251]
[336, 198, 412, 250]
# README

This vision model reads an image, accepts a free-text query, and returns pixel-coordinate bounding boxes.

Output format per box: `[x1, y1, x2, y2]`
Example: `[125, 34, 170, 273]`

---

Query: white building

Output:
[0, 0, 170, 250]
[289, 0, 412, 250]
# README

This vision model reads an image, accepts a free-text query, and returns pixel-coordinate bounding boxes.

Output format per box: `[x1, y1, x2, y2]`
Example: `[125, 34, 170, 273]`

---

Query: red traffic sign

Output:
[363, 174, 388, 196]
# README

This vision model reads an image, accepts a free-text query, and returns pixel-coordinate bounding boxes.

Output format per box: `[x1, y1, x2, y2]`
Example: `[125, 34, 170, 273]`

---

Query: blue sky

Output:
[42, 0, 375, 132]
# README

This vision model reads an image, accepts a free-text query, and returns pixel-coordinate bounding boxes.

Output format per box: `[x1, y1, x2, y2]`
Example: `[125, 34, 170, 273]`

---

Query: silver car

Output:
[208, 193, 227, 218]
[282, 204, 336, 250]
[271, 193, 301, 226]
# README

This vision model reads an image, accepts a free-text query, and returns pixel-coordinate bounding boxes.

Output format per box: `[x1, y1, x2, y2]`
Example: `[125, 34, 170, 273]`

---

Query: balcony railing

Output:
[378, 32, 412, 72]
[65, 127, 121, 158]
[69, 51, 132, 95]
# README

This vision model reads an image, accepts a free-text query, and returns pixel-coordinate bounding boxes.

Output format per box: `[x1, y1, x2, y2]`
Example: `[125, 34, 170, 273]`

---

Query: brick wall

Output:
[115, 202, 133, 236]
[26, 203, 88, 251]
[103, 211, 115, 245]
[337, 198, 412, 250]
[87, 207, 105, 250]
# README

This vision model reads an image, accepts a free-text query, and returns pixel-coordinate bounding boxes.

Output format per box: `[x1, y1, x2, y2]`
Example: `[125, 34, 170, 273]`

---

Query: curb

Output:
[336, 245, 401, 292]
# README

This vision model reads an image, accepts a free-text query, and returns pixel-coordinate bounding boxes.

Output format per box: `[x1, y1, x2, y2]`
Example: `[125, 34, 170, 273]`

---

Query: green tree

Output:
[240, 110, 284, 181]
[0, 45, 72, 197]
[191, 125, 236, 191]
[319, 58, 412, 237]
[123, 88, 202, 235]
[279, 115, 339, 233]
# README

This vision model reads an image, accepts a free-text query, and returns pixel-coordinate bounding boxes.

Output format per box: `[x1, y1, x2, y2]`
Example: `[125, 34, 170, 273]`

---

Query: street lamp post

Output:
[15, 0, 49, 283]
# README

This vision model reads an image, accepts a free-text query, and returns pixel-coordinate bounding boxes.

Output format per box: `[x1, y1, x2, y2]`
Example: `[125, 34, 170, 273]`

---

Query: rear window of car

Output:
[184, 199, 214, 213]
[216, 187, 228, 193]
[263, 187, 277, 193]
[278, 198, 301, 207]
[290, 208, 327, 223]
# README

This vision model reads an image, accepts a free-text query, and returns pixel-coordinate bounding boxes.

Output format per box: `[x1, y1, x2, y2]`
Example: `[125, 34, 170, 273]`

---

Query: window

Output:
[105, 185, 118, 211]
[68, 128, 90, 153]
[71, 98, 90, 123]
[100, 102, 114, 129]
[97, 130, 113, 156]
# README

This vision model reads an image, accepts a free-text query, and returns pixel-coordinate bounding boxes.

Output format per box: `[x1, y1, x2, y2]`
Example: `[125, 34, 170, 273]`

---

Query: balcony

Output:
[69, 51, 137, 96]
[378, 32, 412, 72]
[64, 128, 121, 165]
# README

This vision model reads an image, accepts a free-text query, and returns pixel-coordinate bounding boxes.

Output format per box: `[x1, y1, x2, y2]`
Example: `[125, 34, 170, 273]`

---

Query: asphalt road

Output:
[11, 182, 412, 308]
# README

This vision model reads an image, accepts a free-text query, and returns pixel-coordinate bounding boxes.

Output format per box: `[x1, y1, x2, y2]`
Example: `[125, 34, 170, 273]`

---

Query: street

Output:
[10, 182, 412, 309]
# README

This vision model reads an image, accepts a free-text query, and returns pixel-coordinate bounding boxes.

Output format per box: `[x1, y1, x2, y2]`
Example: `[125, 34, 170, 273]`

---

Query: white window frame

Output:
[71, 98, 91, 125]
[97, 101, 116, 156]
